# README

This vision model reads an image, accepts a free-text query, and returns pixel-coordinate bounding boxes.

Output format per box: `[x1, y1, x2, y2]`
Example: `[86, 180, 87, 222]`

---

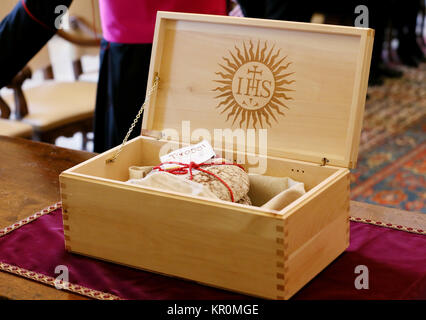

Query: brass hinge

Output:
[320, 157, 330, 166]
[141, 129, 164, 140]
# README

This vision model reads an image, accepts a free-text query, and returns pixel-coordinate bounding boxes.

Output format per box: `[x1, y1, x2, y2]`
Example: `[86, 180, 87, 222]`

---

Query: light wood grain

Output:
[61, 171, 283, 299]
[60, 135, 349, 299]
[144, 12, 374, 168]
[284, 214, 348, 299]
[59, 12, 374, 300]
[283, 170, 350, 298]
[283, 169, 349, 254]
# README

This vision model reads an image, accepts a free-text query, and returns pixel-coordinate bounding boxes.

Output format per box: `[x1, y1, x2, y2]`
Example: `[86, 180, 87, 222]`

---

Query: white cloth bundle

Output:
[128, 171, 219, 199]
[127, 164, 306, 211]
[247, 175, 306, 211]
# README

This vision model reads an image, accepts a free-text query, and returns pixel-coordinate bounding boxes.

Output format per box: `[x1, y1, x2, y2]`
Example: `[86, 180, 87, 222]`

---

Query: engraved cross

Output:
[247, 65, 263, 83]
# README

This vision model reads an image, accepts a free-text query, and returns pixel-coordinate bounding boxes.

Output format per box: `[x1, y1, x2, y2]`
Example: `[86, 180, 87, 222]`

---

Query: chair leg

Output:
[72, 59, 84, 81]
[42, 66, 54, 80]
[82, 131, 89, 151]
[0, 96, 11, 119]
[31, 131, 42, 142]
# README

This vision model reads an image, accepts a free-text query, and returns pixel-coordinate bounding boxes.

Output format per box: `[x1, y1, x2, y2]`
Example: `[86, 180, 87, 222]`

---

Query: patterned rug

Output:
[351, 63, 426, 213]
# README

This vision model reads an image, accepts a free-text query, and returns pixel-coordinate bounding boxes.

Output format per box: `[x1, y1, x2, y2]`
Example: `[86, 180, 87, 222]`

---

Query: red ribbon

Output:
[152, 161, 245, 202]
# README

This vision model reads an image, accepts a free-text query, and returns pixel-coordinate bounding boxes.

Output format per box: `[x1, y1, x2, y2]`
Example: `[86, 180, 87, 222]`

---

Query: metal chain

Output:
[106, 75, 160, 164]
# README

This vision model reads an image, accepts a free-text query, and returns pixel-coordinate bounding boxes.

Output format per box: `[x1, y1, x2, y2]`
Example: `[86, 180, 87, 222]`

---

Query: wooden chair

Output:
[0, 119, 33, 138]
[1, 92, 32, 138]
[0, 0, 101, 149]
[0, 44, 97, 149]
[0, 100, 33, 137]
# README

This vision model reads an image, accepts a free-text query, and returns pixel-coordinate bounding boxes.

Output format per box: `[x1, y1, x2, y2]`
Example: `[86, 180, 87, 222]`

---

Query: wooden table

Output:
[0, 136, 93, 300]
[0, 135, 424, 300]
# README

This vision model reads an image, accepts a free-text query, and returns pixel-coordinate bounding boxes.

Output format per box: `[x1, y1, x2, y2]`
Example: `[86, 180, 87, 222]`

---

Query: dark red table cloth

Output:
[0, 204, 425, 300]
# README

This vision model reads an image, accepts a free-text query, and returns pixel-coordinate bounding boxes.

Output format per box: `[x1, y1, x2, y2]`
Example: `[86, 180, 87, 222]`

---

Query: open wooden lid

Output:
[142, 12, 374, 168]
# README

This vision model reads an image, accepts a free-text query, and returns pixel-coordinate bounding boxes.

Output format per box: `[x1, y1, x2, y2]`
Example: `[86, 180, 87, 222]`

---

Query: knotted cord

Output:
[152, 161, 245, 202]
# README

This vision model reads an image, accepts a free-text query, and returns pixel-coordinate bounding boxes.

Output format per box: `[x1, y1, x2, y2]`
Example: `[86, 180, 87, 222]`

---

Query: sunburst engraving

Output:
[213, 40, 295, 128]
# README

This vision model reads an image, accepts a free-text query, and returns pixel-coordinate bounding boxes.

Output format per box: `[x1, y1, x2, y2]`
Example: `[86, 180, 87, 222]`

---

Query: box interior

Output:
[67, 136, 342, 212]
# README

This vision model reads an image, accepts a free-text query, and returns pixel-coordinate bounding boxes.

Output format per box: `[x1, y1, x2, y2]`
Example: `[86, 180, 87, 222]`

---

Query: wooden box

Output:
[60, 12, 373, 299]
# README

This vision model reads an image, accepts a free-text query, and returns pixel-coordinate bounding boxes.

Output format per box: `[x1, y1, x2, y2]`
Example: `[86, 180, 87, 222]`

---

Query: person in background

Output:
[236, 0, 406, 86]
[353, 0, 403, 86]
[394, 0, 426, 67]
[0, 0, 74, 89]
[0, 0, 228, 153]
[236, 0, 314, 22]
[94, 0, 228, 153]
